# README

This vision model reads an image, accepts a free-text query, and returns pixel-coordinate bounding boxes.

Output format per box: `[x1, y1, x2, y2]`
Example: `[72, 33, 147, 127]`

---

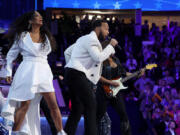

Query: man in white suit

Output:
[64, 20, 118, 135]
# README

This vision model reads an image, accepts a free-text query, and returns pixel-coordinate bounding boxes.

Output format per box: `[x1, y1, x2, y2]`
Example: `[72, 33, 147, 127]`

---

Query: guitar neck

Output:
[121, 68, 145, 83]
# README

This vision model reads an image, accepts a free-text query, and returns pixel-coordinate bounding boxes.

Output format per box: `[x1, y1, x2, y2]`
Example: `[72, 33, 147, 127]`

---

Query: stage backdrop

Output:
[44, 0, 180, 11]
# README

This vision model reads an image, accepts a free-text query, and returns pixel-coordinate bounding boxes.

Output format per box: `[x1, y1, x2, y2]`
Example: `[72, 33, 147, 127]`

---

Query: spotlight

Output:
[83, 15, 86, 19]
[56, 15, 60, 19]
[88, 15, 93, 20]
[97, 15, 101, 19]
[76, 16, 80, 23]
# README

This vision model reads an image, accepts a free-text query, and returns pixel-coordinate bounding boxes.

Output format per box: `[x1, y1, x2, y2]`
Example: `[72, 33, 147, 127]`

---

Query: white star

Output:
[155, 2, 162, 9]
[52, 0, 59, 7]
[134, 2, 142, 9]
[73, 1, 80, 8]
[113, 2, 121, 9]
[155, 0, 163, 2]
[94, 2, 101, 9]
[177, 1, 180, 8]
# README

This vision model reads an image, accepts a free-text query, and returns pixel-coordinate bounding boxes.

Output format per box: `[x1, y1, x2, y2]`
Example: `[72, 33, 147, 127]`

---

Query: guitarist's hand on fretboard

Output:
[126, 72, 132, 76]
[138, 68, 146, 77]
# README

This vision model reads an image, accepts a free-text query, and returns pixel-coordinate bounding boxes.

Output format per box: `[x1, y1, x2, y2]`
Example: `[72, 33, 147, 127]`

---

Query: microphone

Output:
[116, 43, 122, 50]
[107, 36, 122, 50]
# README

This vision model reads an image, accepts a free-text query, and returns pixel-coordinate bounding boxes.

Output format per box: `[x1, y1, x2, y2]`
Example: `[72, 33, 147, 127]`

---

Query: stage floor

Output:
[0, 117, 84, 135]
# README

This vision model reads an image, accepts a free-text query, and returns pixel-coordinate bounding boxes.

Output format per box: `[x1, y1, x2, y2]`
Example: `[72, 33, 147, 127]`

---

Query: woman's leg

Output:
[13, 100, 31, 131]
[40, 97, 57, 135]
[97, 112, 111, 135]
[41, 92, 63, 132]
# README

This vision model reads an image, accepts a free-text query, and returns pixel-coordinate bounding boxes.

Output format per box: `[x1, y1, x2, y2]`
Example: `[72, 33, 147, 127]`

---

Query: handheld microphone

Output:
[107, 36, 122, 50]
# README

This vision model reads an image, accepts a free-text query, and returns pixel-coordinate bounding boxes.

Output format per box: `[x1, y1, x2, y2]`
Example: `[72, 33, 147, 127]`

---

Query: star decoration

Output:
[155, 0, 163, 2]
[52, 0, 59, 7]
[177, 1, 180, 8]
[155, 2, 162, 9]
[113, 2, 121, 9]
[73, 1, 80, 8]
[94, 2, 101, 9]
[134, 1, 142, 9]
[43, 0, 180, 11]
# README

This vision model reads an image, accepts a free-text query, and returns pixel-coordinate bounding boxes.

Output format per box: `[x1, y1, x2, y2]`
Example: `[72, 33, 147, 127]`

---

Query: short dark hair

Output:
[91, 19, 107, 30]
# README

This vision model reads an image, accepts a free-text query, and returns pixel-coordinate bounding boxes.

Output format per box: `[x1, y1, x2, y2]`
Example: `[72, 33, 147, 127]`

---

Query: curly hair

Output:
[3, 11, 56, 51]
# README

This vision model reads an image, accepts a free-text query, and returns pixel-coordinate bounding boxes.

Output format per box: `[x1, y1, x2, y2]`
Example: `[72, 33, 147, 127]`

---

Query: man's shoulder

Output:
[81, 32, 98, 41]
[78, 35, 98, 47]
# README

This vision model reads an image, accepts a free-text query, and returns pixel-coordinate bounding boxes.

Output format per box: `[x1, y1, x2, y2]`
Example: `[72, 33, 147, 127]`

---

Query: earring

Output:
[28, 23, 32, 29]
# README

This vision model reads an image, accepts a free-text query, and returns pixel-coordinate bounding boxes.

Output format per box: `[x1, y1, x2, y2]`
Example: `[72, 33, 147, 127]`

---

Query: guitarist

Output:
[96, 34, 146, 135]
[96, 55, 133, 135]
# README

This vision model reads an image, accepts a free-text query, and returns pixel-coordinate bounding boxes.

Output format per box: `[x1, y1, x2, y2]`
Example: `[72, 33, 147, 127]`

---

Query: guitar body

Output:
[103, 78, 128, 97]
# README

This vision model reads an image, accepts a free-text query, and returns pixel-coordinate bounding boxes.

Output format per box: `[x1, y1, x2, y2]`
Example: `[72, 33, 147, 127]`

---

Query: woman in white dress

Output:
[1, 11, 66, 135]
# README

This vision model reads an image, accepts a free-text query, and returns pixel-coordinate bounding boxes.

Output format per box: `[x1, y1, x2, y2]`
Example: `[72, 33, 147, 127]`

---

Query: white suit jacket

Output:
[65, 31, 115, 84]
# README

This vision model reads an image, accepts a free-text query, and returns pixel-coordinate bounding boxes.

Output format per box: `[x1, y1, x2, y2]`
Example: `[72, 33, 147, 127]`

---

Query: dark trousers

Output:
[64, 68, 97, 135]
[40, 98, 57, 135]
[96, 85, 131, 135]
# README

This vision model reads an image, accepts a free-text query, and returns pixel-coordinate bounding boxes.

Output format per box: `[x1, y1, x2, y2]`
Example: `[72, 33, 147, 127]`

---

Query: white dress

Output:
[1, 32, 55, 135]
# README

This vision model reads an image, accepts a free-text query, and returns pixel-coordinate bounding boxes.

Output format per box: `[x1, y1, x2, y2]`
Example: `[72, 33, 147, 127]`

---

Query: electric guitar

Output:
[103, 64, 157, 97]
